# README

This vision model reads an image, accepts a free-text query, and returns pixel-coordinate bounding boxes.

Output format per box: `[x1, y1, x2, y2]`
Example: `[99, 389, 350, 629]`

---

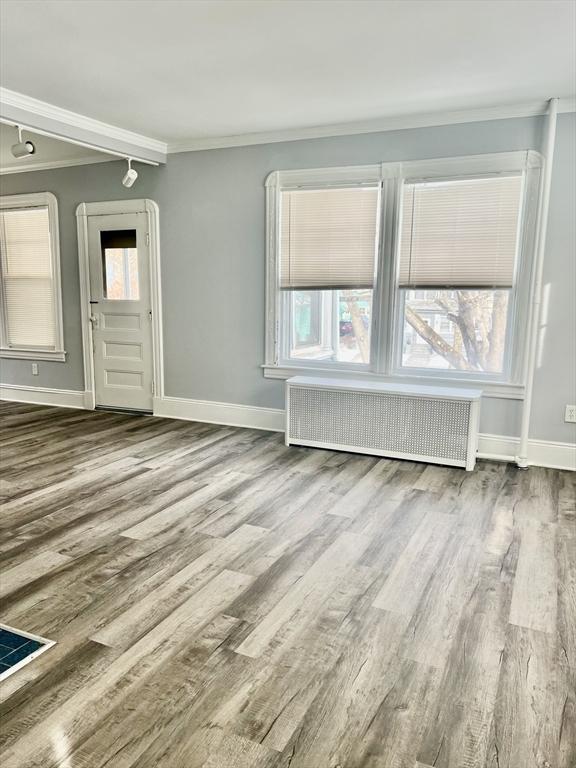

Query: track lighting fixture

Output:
[122, 157, 138, 188]
[11, 126, 35, 158]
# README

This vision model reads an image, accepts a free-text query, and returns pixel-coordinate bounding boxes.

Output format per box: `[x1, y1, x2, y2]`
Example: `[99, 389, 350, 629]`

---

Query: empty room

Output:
[0, 1, 575, 766]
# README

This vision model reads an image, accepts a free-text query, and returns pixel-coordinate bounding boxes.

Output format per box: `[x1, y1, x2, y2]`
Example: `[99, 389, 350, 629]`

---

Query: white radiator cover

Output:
[285, 377, 482, 471]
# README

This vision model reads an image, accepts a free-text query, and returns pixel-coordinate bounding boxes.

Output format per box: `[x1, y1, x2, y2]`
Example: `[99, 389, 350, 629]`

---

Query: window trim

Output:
[0, 192, 65, 362]
[264, 151, 542, 396]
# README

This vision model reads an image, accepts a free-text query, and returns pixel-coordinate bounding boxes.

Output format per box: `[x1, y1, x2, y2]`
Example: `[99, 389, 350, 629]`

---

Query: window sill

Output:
[0, 349, 67, 362]
[262, 364, 525, 400]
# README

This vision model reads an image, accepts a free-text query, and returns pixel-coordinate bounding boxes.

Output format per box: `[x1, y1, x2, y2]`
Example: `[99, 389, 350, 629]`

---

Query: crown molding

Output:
[168, 96, 576, 154]
[1, 89, 573, 162]
[0, 154, 117, 175]
[0, 88, 167, 164]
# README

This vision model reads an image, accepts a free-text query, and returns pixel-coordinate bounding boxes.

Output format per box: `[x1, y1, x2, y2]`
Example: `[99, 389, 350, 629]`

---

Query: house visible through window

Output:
[0, 193, 64, 360]
[267, 153, 539, 388]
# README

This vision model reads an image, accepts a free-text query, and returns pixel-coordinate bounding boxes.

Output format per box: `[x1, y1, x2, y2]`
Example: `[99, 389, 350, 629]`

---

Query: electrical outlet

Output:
[31, 363, 39, 376]
[565, 405, 576, 423]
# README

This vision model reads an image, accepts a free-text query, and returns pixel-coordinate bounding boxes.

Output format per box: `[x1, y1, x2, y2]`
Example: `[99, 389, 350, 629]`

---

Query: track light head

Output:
[122, 158, 138, 188]
[11, 126, 35, 158]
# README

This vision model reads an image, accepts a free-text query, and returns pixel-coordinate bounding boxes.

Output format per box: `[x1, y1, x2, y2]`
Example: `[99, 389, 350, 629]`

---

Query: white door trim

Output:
[76, 199, 164, 410]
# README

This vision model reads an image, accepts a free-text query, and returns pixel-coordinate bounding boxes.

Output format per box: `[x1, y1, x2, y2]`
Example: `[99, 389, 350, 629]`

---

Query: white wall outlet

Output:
[565, 404, 576, 423]
[31, 363, 39, 375]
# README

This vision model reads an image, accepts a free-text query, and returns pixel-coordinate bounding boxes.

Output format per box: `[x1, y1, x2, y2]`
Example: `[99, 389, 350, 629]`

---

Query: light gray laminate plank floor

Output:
[0, 402, 574, 768]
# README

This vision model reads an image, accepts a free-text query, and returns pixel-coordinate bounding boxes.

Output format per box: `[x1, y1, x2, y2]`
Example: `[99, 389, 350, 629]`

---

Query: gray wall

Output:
[1, 113, 575, 443]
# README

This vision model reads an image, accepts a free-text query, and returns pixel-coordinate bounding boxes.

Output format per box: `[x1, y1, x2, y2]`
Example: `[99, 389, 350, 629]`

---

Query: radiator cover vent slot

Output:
[286, 377, 481, 470]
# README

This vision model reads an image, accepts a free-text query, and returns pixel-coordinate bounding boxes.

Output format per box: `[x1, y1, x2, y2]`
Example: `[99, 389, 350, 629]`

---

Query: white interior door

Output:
[87, 212, 153, 411]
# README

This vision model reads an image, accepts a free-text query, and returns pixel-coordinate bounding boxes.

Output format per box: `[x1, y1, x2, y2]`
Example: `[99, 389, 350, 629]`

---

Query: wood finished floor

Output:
[0, 401, 574, 768]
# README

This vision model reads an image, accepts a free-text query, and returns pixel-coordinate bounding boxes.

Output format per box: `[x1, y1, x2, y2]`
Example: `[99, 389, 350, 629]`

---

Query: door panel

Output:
[87, 212, 153, 411]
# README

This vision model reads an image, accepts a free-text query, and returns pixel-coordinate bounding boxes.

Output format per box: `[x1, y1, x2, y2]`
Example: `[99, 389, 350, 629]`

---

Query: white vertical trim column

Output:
[264, 171, 280, 367]
[76, 202, 96, 409]
[146, 200, 165, 400]
[517, 98, 559, 468]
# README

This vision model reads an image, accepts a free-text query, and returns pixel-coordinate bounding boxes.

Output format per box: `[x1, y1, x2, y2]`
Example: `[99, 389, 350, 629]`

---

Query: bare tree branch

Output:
[405, 304, 471, 369]
[408, 290, 508, 374]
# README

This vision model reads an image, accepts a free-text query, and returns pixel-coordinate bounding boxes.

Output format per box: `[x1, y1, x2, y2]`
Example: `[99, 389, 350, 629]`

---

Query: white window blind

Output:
[0, 206, 57, 349]
[398, 175, 523, 289]
[280, 187, 379, 290]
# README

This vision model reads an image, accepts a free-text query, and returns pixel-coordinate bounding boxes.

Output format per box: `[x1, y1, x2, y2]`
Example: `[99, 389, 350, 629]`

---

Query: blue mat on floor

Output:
[0, 627, 50, 676]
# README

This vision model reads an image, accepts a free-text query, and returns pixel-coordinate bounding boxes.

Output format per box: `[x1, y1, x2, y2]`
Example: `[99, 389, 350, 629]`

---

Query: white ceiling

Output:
[0, 123, 113, 174]
[0, 0, 575, 145]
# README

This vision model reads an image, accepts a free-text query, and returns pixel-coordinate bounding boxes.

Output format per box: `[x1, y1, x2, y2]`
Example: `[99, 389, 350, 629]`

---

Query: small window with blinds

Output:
[0, 193, 64, 360]
[279, 186, 379, 365]
[396, 174, 524, 375]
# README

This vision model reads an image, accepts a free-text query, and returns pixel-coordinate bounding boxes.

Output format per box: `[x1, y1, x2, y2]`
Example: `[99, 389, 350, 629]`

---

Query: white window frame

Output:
[264, 151, 543, 399]
[0, 192, 65, 361]
[287, 289, 332, 360]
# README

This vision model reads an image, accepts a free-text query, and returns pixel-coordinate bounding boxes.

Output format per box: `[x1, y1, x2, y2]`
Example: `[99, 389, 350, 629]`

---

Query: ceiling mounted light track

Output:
[11, 125, 35, 158]
[122, 157, 138, 188]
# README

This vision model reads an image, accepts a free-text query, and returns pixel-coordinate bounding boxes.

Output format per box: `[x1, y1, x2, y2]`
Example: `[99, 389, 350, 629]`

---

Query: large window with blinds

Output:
[396, 174, 523, 375]
[280, 186, 379, 366]
[266, 152, 541, 388]
[0, 193, 64, 361]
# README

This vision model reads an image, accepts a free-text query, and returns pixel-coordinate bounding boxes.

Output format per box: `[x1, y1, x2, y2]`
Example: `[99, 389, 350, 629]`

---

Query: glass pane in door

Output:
[100, 229, 139, 300]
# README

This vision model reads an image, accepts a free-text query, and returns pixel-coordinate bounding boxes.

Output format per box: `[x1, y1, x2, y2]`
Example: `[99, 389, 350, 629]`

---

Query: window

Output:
[265, 152, 541, 391]
[399, 289, 511, 373]
[287, 289, 373, 364]
[100, 230, 139, 300]
[0, 193, 64, 361]
[396, 175, 523, 376]
[278, 185, 379, 367]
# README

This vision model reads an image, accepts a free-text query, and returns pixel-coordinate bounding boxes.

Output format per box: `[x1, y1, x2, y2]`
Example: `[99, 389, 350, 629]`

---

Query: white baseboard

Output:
[153, 395, 285, 432]
[1, 386, 573, 470]
[154, 397, 574, 470]
[478, 433, 576, 471]
[0, 384, 87, 410]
